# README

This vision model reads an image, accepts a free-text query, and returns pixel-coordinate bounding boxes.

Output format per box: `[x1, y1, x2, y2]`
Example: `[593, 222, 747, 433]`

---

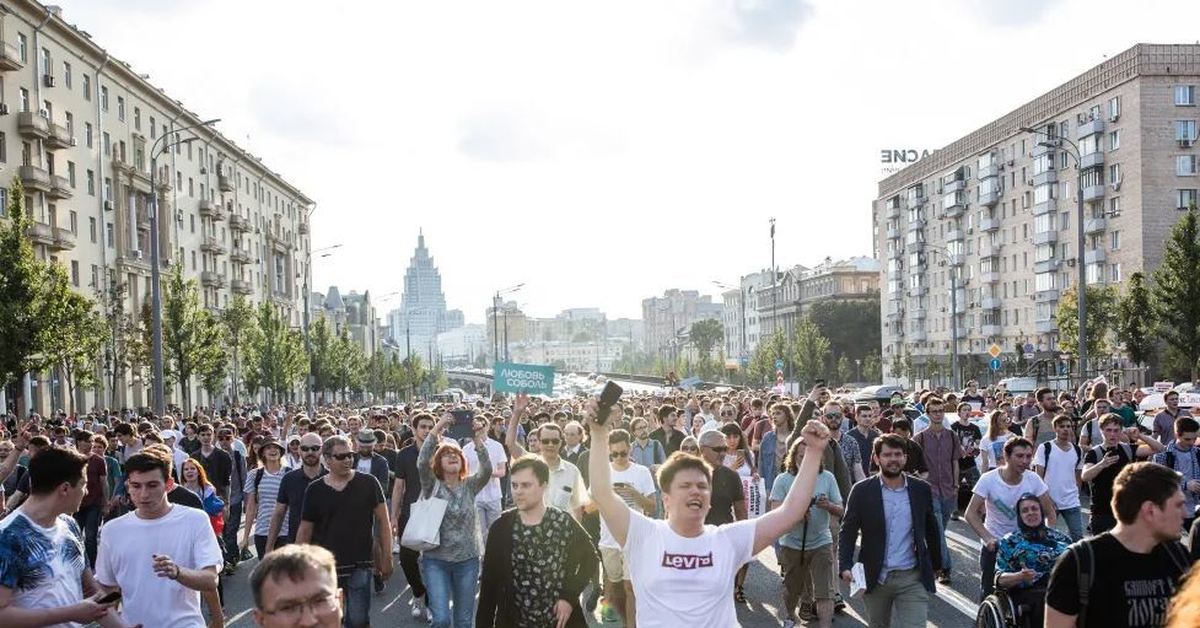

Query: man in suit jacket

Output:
[839, 433, 943, 628]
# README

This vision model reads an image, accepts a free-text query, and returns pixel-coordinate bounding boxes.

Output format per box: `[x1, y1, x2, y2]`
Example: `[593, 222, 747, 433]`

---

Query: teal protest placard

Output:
[493, 362, 556, 395]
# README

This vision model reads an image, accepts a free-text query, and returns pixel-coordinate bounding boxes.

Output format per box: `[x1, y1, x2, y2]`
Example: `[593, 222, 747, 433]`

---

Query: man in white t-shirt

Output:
[0, 446, 128, 627]
[1033, 415, 1085, 541]
[96, 449, 223, 628]
[595, 429, 657, 626]
[463, 417, 508, 547]
[584, 398, 832, 628]
[965, 436, 1055, 599]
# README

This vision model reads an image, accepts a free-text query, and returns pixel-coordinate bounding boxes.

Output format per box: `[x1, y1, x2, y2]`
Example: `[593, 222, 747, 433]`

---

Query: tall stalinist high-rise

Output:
[388, 230, 449, 360]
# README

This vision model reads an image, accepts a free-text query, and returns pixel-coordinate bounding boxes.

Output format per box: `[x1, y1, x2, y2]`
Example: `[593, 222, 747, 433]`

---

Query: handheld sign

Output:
[493, 362, 556, 395]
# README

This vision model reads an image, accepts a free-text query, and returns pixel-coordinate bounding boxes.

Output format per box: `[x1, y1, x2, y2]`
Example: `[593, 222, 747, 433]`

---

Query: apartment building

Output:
[874, 43, 1200, 383]
[0, 2, 312, 414]
[757, 257, 880, 342]
[641, 289, 723, 361]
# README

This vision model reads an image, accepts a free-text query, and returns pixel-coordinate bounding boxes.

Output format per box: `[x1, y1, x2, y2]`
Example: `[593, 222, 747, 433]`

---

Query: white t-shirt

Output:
[463, 439, 507, 504]
[96, 505, 224, 628]
[1033, 441, 1083, 509]
[623, 510, 755, 627]
[0, 512, 86, 628]
[972, 468, 1049, 539]
[599, 463, 657, 549]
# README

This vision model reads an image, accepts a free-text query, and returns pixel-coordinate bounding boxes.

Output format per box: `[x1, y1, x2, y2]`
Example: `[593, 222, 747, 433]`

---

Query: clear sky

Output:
[56, 0, 1200, 322]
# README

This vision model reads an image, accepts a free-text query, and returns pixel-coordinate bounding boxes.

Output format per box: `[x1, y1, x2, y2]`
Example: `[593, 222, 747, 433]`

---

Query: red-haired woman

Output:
[417, 412, 494, 628]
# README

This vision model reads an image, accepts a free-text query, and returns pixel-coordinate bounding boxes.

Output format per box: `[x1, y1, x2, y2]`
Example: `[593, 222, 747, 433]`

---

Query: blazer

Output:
[476, 508, 598, 628]
[838, 475, 943, 594]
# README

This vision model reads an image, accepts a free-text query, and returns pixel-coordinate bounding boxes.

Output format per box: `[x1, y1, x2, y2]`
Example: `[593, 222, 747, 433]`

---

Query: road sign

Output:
[775, 359, 785, 371]
[739, 356, 750, 368]
[988, 343, 1002, 358]
[1024, 352, 1035, 359]
[1024, 342, 1035, 354]
[989, 357, 1002, 371]
[492, 361, 555, 395]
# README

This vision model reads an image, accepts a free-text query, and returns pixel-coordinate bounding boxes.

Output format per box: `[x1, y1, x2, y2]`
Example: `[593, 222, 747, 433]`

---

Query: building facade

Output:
[757, 257, 880, 342]
[387, 231, 450, 359]
[437, 324, 485, 366]
[641, 289, 723, 362]
[312, 287, 379, 360]
[873, 43, 1200, 383]
[0, 2, 313, 415]
[508, 340, 622, 373]
[721, 269, 777, 360]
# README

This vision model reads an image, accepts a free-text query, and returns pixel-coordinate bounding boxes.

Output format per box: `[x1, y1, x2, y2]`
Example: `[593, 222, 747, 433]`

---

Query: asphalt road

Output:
[216, 504, 1089, 627]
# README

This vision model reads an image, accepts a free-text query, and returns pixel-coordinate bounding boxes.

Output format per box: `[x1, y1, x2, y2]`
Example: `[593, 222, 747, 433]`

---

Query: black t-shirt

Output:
[1046, 533, 1188, 627]
[650, 428, 685, 457]
[706, 465, 745, 526]
[192, 447, 233, 496]
[301, 473, 385, 569]
[167, 485, 204, 510]
[395, 444, 422, 511]
[1083, 444, 1134, 521]
[276, 467, 326, 540]
[950, 422, 982, 470]
[6, 464, 27, 495]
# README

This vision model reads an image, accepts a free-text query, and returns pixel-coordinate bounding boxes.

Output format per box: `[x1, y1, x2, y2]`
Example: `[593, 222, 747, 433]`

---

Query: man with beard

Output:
[1024, 387, 1060, 446]
[838, 434, 942, 628]
[266, 433, 326, 553]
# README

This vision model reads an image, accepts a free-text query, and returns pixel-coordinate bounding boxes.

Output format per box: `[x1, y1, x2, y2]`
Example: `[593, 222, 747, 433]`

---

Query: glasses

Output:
[823, 412, 843, 419]
[264, 592, 339, 619]
[704, 445, 728, 454]
[299, 446, 321, 453]
[721, 411, 735, 417]
[540, 438, 561, 445]
[610, 451, 630, 459]
[327, 452, 355, 461]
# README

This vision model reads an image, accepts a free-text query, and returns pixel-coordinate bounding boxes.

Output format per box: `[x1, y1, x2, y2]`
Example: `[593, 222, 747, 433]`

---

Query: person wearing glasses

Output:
[293, 436, 392, 628]
[251, 544, 343, 628]
[506, 394, 588, 520]
[595, 428, 657, 626]
[266, 433, 325, 554]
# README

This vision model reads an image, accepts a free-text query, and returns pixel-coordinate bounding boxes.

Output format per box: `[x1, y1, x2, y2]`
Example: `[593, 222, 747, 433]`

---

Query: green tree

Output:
[247, 301, 306, 404]
[1116, 271, 1155, 370]
[749, 329, 788, 384]
[307, 317, 337, 402]
[160, 267, 224, 413]
[220, 294, 257, 405]
[808, 297, 882, 362]
[688, 319, 724, 359]
[836, 354, 852, 385]
[333, 329, 365, 402]
[42, 265, 105, 415]
[1055, 284, 1118, 371]
[401, 354, 426, 401]
[1154, 207, 1200, 380]
[863, 351, 882, 382]
[95, 279, 144, 407]
[792, 316, 831, 387]
[0, 179, 55, 411]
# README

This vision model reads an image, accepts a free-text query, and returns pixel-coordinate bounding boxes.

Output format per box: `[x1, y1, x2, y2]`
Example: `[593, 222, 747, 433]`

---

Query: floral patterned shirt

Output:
[996, 528, 1072, 588]
[511, 507, 575, 627]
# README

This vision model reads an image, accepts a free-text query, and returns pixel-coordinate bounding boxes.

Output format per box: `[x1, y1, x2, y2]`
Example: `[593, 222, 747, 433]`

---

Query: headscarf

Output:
[1015, 492, 1054, 546]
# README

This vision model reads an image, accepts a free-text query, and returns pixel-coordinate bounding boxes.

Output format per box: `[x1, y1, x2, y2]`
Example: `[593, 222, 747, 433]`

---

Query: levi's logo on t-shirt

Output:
[661, 551, 714, 570]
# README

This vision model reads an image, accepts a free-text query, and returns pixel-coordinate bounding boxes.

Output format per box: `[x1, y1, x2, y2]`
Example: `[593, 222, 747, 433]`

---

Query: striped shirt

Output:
[244, 466, 291, 536]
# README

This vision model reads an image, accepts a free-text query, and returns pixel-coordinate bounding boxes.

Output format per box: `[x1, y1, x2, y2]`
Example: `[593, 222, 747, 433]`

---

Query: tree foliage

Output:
[1153, 208, 1200, 380]
[160, 267, 224, 413]
[308, 316, 337, 401]
[688, 319, 724, 358]
[749, 329, 788, 384]
[246, 301, 306, 404]
[42, 264, 105, 415]
[863, 351, 882, 382]
[792, 316, 831, 387]
[220, 294, 257, 405]
[0, 179, 54, 401]
[1116, 272, 1155, 368]
[1054, 283, 1117, 368]
[808, 297, 881, 363]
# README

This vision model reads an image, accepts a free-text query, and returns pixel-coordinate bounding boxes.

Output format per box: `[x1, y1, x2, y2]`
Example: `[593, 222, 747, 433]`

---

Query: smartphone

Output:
[96, 590, 122, 605]
[815, 379, 826, 387]
[595, 381, 624, 426]
[613, 482, 629, 489]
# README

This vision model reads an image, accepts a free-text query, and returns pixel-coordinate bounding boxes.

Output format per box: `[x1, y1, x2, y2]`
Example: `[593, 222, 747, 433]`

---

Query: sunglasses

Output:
[299, 446, 321, 453]
[610, 451, 630, 459]
[824, 412, 843, 419]
[704, 445, 728, 454]
[327, 452, 355, 461]
[540, 438, 561, 445]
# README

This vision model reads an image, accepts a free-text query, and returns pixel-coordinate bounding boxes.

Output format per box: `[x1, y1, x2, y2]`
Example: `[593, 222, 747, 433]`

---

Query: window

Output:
[105, 222, 114, 247]
[67, 161, 75, 187]
[150, 116, 156, 138]
[39, 47, 49, 76]
[18, 87, 28, 113]
[1177, 85, 1197, 106]
[69, 210, 76, 234]
[89, 216, 96, 243]
[102, 132, 110, 156]
[1110, 196, 1121, 217]
[1035, 273, 1056, 292]
[1110, 263, 1122, 283]
[90, 265, 98, 289]
[0, 132, 5, 163]
[1181, 155, 1199, 176]
[1109, 163, 1122, 184]
[103, 177, 112, 202]
[116, 96, 124, 121]
[1108, 96, 1121, 120]
[70, 261, 78, 287]
[1111, 230, 1120, 250]
[17, 33, 27, 63]
[100, 86, 108, 111]
[86, 169, 94, 195]
[1080, 134, 1099, 156]
[1108, 130, 1120, 151]
[190, 214, 195, 233]
[1179, 189, 1199, 210]
[1177, 120, 1197, 143]
[134, 107, 140, 131]
[84, 122, 92, 148]
[82, 74, 90, 101]
[63, 61, 71, 88]
[64, 111, 73, 135]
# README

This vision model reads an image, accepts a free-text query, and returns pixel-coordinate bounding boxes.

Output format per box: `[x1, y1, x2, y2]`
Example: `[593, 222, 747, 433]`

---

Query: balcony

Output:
[906, 193, 927, 207]
[982, 324, 1002, 337]
[1034, 230, 1058, 245]
[1034, 259, 1061, 274]
[944, 196, 967, 217]
[889, 247, 903, 260]
[1076, 118, 1105, 139]
[1033, 142, 1056, 158]
[230, 213, 252, 233]
[201, 236, 227, 255]
[886, 198, 902, 218]
[1082, 184, 1105, 203]
[298, 219, 309, 235]
[980, 240, 1002, 258]
[907, 218, 926, 232]
[17, 112, 50, 140]
[25, 221, 53, 246]
[45, 123, 73, 149]
[48, 174, 71, 199]
[886, 226, 900, 240]
[978, 163, 999, 180]
[1035, 289, 1060, 303]
[944, 179, 965, 194]
[1084, 216, 1106, 234]
[18, 165, 52, 192]
[218, 173, 234, 193]
[1081, 151, 1105, 170]
[909, 329, 927, 342]
[231, 245, 254, 265]
[198, 199, 223, 220]
[0, 41, 23, 71]
[980, 216, 1000, 232]
[947, 228, 964, 243]
[980, 296, 1002, 310]
[1084, 248, 1106, 265]
[908, 285, 929, 297]
[980, 270, 1000, 284]
[1035, 319, 1057, 334]
[1033, 198, 1056, 216]
[231, 278, 253, 295]
[1032, 169, 1058, 187]
[200, 271, 226, 288]
[979, 189, 1000, 207]
[948, 253, 964, 267]
[51, 226, 75, 251]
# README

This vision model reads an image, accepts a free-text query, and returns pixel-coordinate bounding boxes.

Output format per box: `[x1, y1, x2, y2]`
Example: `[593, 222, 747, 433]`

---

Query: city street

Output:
[215, 502, 1084, 626]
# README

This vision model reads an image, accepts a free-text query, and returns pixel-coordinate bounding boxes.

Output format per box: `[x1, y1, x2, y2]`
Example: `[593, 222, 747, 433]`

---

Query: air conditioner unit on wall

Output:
[1111, 180, 1122, 191]
[0, 103, 9, 115]
[42, 74, 55, 87]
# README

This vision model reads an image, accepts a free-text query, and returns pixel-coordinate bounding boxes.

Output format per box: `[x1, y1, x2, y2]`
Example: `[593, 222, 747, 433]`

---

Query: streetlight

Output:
[492, 283, 524, 365]
[302, 242, 341, 414]
[1020, 125, 1088, 384]
[149, 118, 220, 416]
[924, 243, 961, 391]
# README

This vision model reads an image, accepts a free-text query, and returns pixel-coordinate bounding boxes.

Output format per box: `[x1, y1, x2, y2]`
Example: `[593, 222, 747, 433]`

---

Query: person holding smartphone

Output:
[1082, 414, 1165, 535]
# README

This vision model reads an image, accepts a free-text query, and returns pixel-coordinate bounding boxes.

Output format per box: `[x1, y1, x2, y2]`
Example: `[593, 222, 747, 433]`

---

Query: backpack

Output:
[1072, 539, 1189, 627]
[1041, 441, 1082, 476]
[1163, 447, 1200, 471]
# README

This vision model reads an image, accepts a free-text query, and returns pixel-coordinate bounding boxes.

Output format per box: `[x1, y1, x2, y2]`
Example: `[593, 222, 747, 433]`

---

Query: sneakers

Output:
[783, 620, 797, 628]
[392, 539, 401, 554]
[410, 596, 427, 620]
[937, 569, 952, 585]
[834, 592, 846, 612]
[797, 602, 818, 621]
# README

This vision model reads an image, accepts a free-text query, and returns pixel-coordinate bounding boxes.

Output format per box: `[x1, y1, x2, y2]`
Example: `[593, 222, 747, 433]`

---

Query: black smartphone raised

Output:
[595, 381, 624, 426]
[96, 590, 122, 605]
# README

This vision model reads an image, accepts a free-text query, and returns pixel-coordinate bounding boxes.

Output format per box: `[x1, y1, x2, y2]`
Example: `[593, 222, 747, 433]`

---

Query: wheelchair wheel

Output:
[976, 596, 1005, 628]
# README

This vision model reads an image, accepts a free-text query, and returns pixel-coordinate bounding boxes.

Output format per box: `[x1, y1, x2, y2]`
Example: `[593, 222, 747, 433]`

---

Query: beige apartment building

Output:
[0, 2, 313, 414]
[874, 44, 1200, 384]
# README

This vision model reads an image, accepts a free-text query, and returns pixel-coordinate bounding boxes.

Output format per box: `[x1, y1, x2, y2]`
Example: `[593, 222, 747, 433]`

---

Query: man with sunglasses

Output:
[596, 428, 656, 625]
[506, 394, 587, 520]
[698, 430, 747, 527]
[266, 433, 325, 554]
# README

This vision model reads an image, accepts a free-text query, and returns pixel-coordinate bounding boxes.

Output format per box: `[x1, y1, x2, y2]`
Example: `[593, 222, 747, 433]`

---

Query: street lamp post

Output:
[149, 118, 220, 416]
[924, 244, 960, 391]
[302, 242, 341, 415]
[1021, 126, 1088, 384]
[491, 283, 525, 365]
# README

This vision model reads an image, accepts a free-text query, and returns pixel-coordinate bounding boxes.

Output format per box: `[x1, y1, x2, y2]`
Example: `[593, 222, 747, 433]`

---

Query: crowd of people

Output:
[2, 377, 1200, 627]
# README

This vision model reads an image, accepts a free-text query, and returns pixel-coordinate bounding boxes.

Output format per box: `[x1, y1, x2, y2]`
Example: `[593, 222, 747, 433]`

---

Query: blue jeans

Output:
[73, 504, 102, 569]
[931, 494, 956, 572]
[223, 501, 242, 563]
[338, 567, 373, 628]
[421, 556, 480, 628]
[1057, 506, 1085, 542]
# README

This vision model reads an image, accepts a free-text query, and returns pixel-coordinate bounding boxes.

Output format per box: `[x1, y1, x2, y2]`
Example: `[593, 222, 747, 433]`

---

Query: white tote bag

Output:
[401, 482, 448, 552]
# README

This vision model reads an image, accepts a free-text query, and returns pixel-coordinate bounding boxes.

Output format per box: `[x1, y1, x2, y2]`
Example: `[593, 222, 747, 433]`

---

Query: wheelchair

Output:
[976, 576, 1043, 628]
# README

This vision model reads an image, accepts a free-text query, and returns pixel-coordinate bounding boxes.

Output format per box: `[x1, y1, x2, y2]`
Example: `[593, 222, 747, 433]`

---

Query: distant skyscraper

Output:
[388, 231, 449, 360]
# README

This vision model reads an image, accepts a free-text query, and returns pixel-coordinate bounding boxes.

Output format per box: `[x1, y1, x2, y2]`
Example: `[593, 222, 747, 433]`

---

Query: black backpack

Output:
[1041, 440, 1082, 476]
[1163, 447, 1200, 470]
[1071, 538, 1189, 627]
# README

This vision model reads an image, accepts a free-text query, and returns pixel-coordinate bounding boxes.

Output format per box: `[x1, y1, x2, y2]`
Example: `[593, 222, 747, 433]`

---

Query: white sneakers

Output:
[392, 539, 401, 554]
[411, 596, 431, 621]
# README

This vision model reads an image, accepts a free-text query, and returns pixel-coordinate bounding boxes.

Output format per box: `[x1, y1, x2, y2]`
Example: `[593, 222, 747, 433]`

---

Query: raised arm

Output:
[418, 416, 449, 495]
[754, 420, 831, 555]
[585, 400, 631, 546]
[504, 394, 530, 458]
[467, 438, 493, 494]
